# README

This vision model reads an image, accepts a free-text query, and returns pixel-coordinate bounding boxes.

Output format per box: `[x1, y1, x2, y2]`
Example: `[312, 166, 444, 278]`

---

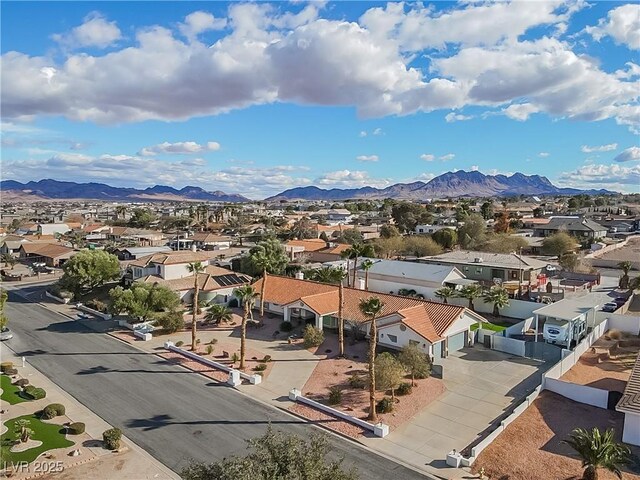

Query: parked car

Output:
[601, 302, 618, 313]
[76, 313, 93, 320]
[0, 326, 13, 341]
[614, 297, 628, 307]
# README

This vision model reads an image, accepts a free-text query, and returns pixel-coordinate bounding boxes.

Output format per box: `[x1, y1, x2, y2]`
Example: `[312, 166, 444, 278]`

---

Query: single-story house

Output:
[189, 232, 233, 250]
[18, 242, 76, 266]
[617, 353, 640, 446]
[284, 239, 351, 263]
[252, 274, 485, 358]
[533, 216, 607, 240]
[414, 224, 455, 235]
[117, 246, 173, 261]
[37, 223, 71, 236]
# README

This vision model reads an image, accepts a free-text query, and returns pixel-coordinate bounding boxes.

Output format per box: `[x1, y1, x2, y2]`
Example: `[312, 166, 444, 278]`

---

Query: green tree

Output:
[483, 286, 510, 317]
[435, 286, 456, 304]
[457, 284, 482, 311]
[479, 234, 528, 254]
[375, 352, 405, 402]
[398, 343, 432, 386]
[154, 309, 185, 333]
[401, 236, 443, 257]
[371, 237, 404, 259]
[306, 266, 345, 285]
[0, 289, 7, 329]
[336, 228, 364, 245]
[1, 253, 17, 270]
[564, 428, 630, 480]
[187, 262, 205, 351]
[360, 259, 374, 290]
[291, 217, 316, 240]
[542, 232, 576, 256]
[342, 243, 370, 287]
[109, 283, 180, 322]
[391, 202, 432, 233]
[457, 214, 487, 249]
[559, 252, 579, 272]
[379, 225, 400, 239]
[180, 427, 357, 480]
[480, 201, 494, 220]
[205, 304, 233, 324]
[128, 208, 156, 228]
[59, 250, 120, 298]
[249, 239, 288, 317]
[359, 297, 385, 422]
[431, 229, 458, 249]
[234, 285, 259, 369]
[618, 261, 632, 289]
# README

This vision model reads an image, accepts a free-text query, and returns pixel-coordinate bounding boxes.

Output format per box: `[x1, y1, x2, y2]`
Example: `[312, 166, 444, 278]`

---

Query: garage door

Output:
[448, 331, 467, 353]
[433, 341, 443, 358]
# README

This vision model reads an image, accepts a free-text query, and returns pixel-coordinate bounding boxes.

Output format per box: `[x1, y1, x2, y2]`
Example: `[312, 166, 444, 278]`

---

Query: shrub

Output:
[608, 329, 622, 340]
[231, 352, 239, 363]
[262, 355, 272, 363]
[376, 397, 394, 414]
[5, 368, 18, 376]
[49, 403, 66, 416]
[86, 299, 107, 312]
[280, 321, 293, 332]
[102, 428, 122, 450]
[195, 338, 201, 345]
[208, 338, 218, 345]
[1, 362, 14, 373]
[13, 378, 29, 387]
[252, 363, 267, 372]
[348, 373, 367, 389]
[205, 344, 214, 355]
[155, 311, 185, 334]
[175, 341, 184, 347]
[68, 422, 85, 435]
[328, 386, 342, 405]
[303, 325, 324, 348]
[41, 403, 65, 419]
[397, 382, 413, 396]
[23, 386, 46, 400]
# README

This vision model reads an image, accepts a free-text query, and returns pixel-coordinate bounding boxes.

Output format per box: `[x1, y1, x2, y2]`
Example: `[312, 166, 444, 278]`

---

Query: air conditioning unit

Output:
[474, 257, 483, 263]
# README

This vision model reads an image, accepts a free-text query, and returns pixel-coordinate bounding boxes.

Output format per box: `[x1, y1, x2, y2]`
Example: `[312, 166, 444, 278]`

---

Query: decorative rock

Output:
[69, 449, 81, 457]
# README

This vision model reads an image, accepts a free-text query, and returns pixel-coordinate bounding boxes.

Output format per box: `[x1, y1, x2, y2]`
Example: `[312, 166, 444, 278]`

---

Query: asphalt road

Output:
[3, 286, 429, 479]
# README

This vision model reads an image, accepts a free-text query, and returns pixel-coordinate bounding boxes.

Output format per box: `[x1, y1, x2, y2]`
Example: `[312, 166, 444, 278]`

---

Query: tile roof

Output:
[252, 275, 464, 343]
[129, 251, 211, 267]
[190, 233, 233, 243]
[20, 242, 75, 258]
[538, 217, 606, 232]
[285, 239, 328, 252]
[617, 353, 640, 414]
[140, 270, 251, 292]
[421, 250, 548, 270]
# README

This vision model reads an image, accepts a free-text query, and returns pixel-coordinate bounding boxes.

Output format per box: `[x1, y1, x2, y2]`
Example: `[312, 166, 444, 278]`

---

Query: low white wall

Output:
[544, 378, 608, 409]
[77, 304, 112, 320]
[288, 388, 389, 438]
[505, 317, 534, 337]
[623, 413, 640, 446]
[491, 335, 526, 357]
[45, 291, 70, 304]
[449, 297, 540, 320]
[598, 313, 640, 336]
[165, 342, 262, 385]
[477, 328, 498, 344]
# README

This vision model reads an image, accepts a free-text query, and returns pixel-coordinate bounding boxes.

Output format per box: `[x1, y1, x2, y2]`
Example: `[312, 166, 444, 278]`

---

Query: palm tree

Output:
[343, 243, 364, 288]
[435, 286, 456, 304]
[361, 259, 374, 290]
[483, 286, 510, 317]
[233, 285, 259, 370]
[457, 284, 482, 311]
[629, 276, 640, 292]
[204, 304, 233, 324]
[307, 266, 345, 285]
[336, 269, 347, 358]
[618, 261, 632, 289]
[359, 296, 385, 423]
[115, 205, 126, 220]
[187, 261, 205, 351]
[1, 253, 16, 270]
[564, 427, 630, 480]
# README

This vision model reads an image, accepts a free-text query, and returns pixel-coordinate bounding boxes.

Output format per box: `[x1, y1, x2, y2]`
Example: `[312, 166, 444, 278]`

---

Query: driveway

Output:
[362, 346, 547, 472]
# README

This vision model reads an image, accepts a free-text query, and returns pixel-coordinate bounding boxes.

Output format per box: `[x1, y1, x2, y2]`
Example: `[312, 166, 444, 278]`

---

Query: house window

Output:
[510, 271, 518, 280]
[387, 334, 398, 343]
[475, 267, 482, 274]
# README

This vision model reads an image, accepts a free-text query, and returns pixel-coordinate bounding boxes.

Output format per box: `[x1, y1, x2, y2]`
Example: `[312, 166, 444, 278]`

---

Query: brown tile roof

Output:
[130, 251, 211, 267]
[252, 275, 464, 343]
[617, 353, 640, 414]
[20, 242, 75, 258]
[190, 233, 232, 243]
[285, 239, 328, 252]
[140, 270, 251, 292]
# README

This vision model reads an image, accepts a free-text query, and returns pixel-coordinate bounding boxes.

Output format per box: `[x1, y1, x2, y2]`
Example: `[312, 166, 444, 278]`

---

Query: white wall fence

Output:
[504, 317, 534, 337]
[596, 312, 640, 336]
[45, 291, 70, 304]
[164, 341, 262, 385]
[77, 304, 112, 320]
[449, 297, 541, 320]
[490, 335, 526, 357]
[288, 388, 389, 438]
[544, 378, 608, 409]
[587, 235, 638, 259]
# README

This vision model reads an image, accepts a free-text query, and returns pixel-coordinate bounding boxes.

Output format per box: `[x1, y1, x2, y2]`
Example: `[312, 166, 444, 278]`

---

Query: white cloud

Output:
[356, 154, 379, 162]
[179, 11, 227, 42]
[470, 165, 479, 171]
[359, 127, 384, 137]
[558, 163, 640, 192]
[372, 127, 383, 136]
[439, 153, 455, 161]
[52, 12, 121, 49]
[614, 146, 640, 162]
[413, 172, 435, 182]
[445, 112, 473, 123]
[585, 4, 640, 50]
[502, 103, 541, 121]
[359, 131, 367, 137]
[420, 154, 435, 161]
[314, 169, 390, 188]
[538, 152, 550, 157]
[581, 143, 618, 153]
[139, 141, 220, 156]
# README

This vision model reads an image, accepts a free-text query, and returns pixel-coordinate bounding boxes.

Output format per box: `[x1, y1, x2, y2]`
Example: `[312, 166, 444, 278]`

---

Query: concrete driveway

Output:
[363, 346, 547, 473]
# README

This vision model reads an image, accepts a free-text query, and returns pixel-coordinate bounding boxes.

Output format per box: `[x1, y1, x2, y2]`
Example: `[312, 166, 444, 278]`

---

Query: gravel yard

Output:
[472, 391, 640, 480]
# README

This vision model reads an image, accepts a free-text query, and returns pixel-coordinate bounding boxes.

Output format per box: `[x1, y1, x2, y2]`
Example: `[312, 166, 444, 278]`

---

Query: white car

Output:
[0, 327, 13, 341]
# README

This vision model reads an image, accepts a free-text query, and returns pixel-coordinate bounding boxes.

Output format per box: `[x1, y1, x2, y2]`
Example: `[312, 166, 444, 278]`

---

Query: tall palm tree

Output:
[359, 296, 385, 423]
[337, 269, 347, 358]
[483, 286, 510, 317]
[361, 259, 374, 290]
[435, 286, 456, 304]
[618, 261, 632, 289]
[564, 427, 630, 480]
[307, 266, 344, 285]
[115, 205, 126, 220]
[343, 243, 364, 288]
[187, 261, 205, 351]
[204, 304, 233, 324]
[456, 284, 482, 311]
[233, 285, 259, 369]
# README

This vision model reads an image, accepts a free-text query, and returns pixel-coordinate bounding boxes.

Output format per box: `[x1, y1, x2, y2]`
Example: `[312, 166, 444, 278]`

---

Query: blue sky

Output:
[1, 1, 639, 198]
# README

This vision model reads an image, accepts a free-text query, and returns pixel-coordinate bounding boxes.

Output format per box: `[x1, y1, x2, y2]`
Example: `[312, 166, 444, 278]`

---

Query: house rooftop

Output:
[617, 353, 640, 415]
[533, 292, 613, 321]
[357, 259, 465, 284]
[419, 250, 548, 270]
[129, 250, 211, 267]
[537, 216, 606, 232]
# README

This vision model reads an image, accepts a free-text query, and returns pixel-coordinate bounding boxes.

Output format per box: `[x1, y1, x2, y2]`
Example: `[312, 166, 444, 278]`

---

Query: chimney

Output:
[295, 271, 304, 280]
[191, 243, 197, 253]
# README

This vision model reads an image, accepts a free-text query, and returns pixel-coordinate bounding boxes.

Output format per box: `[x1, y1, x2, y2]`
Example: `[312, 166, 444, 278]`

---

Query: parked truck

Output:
[543, 317, 587, 348]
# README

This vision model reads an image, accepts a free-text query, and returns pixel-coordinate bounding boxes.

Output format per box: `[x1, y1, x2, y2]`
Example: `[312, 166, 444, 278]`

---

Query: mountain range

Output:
[0, 179, 250, 203]
[1, 171, 613, 203]
[266, 171, 613, 201]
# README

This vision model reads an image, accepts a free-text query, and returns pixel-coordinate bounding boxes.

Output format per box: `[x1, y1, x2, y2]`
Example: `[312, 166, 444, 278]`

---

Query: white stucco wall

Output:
[442, 313, 476, 337]
[160, 263, 192, 280]
[623, 413, 640, 446]
[378, 322, 432, 353]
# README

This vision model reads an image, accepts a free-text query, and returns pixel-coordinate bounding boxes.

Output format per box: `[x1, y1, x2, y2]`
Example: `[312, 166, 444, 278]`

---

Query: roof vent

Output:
[474, 257, 483, 263]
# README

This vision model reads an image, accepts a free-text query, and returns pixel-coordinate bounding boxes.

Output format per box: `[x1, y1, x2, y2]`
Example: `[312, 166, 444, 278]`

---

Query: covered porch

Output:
[282, 298, 337, 332]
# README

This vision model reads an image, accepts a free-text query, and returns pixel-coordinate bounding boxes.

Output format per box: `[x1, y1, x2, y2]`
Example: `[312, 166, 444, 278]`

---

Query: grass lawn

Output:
[0, 375, 28, 405]
[471, 322, 507, 332]
[0, 414, 74, 467]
